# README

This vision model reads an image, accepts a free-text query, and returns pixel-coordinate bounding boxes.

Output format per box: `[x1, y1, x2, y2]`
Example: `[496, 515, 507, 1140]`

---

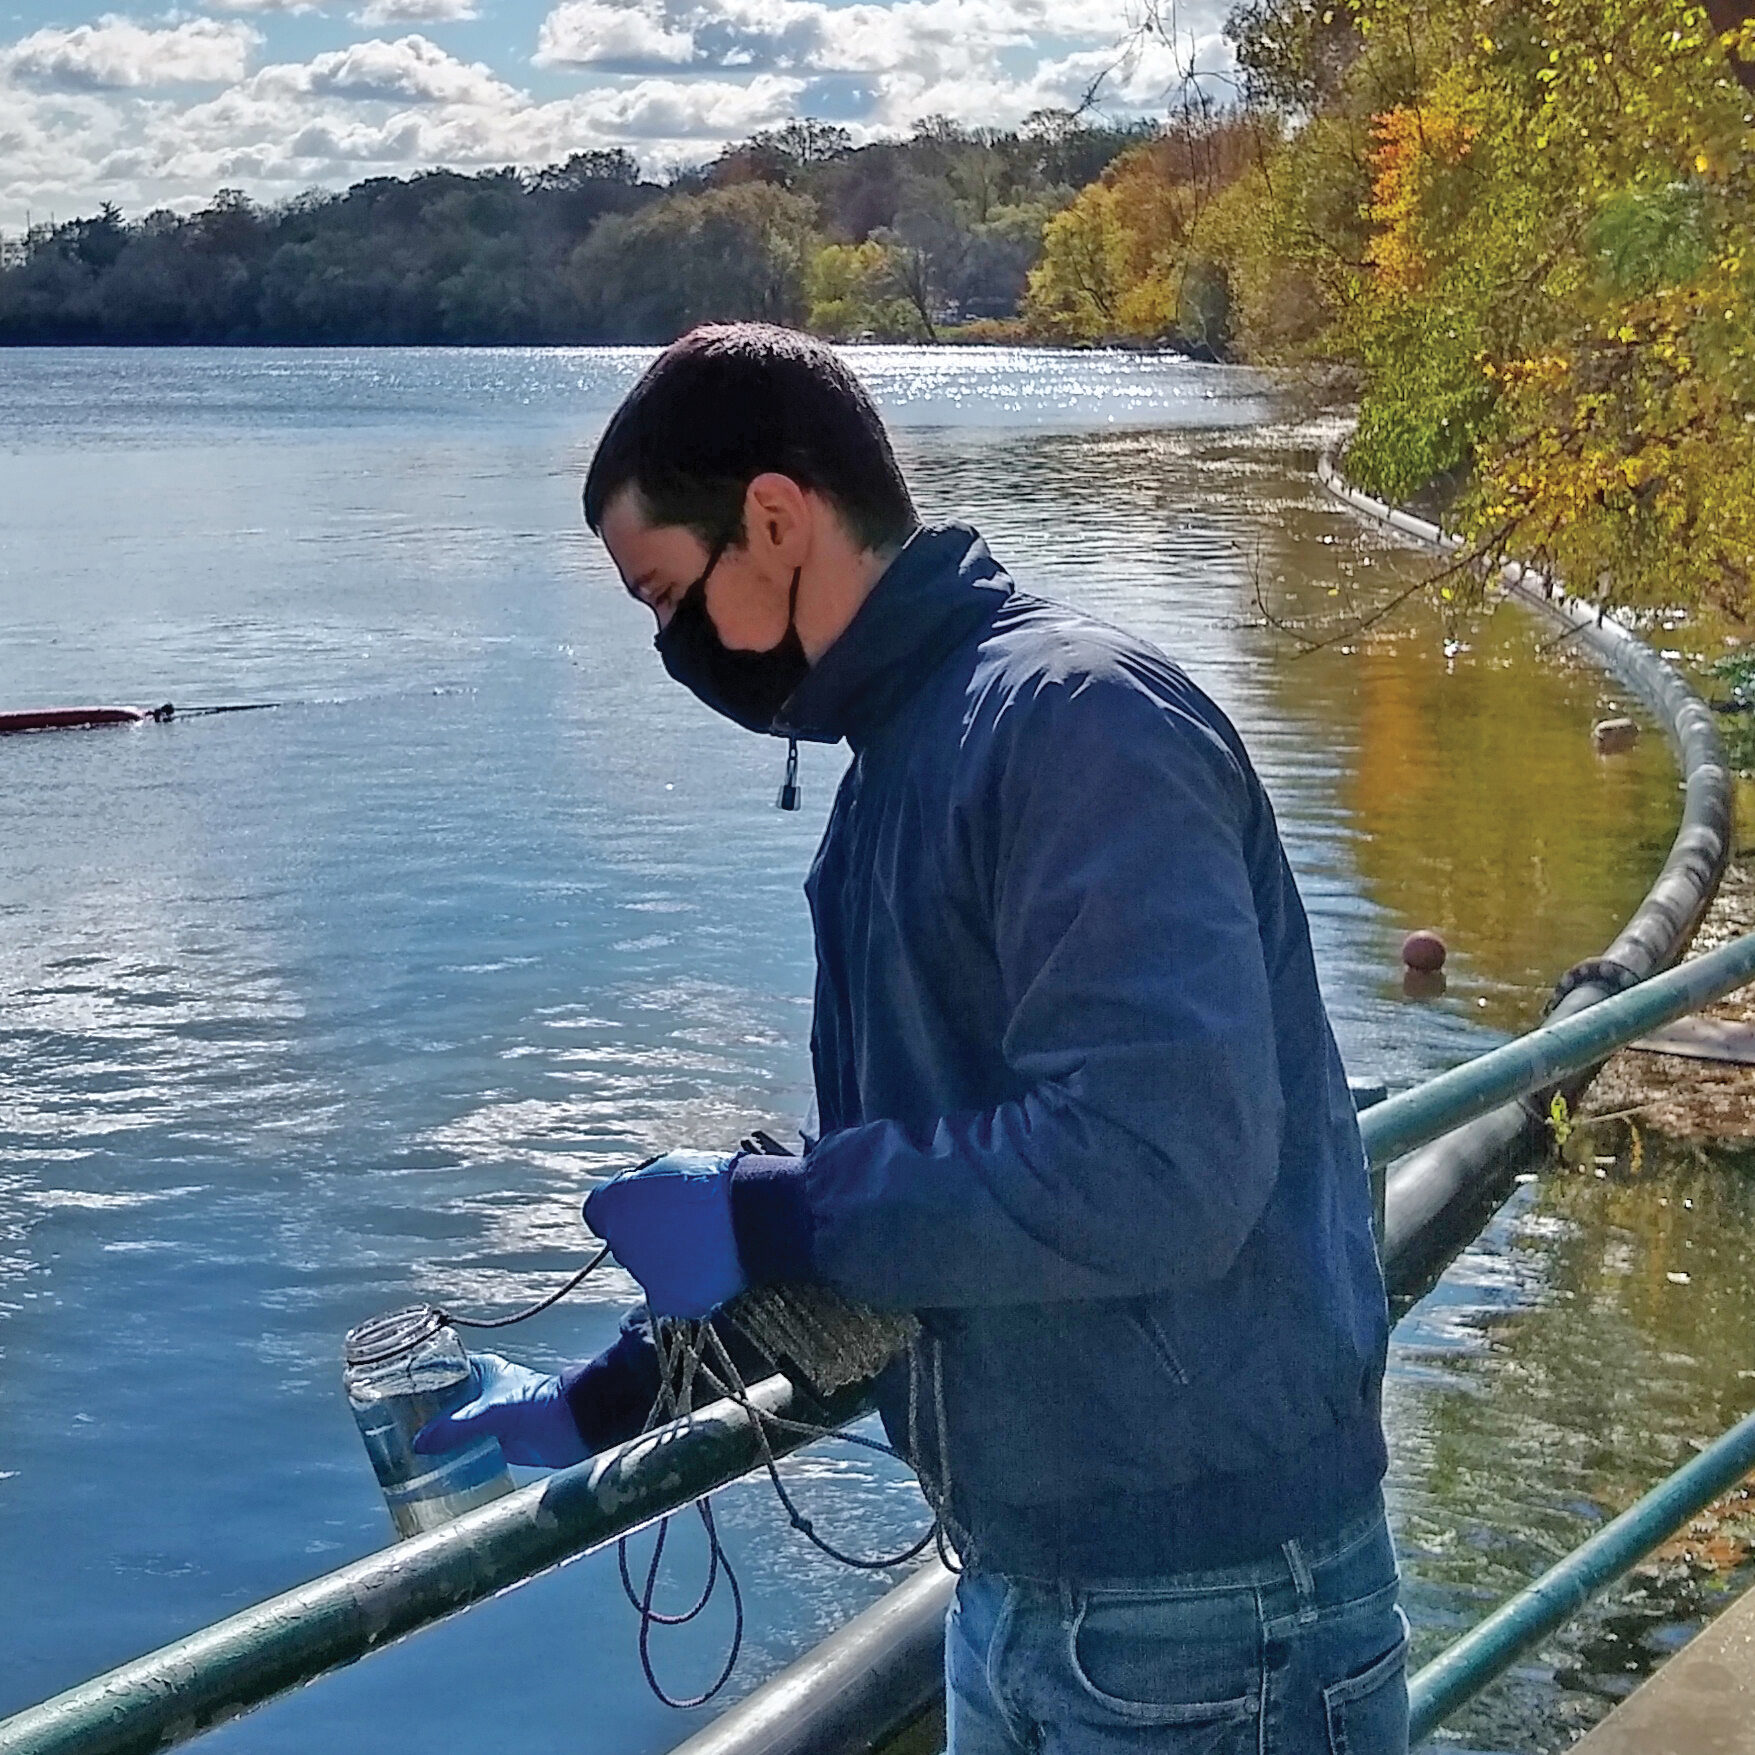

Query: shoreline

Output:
[1578, 858, 1755, 1145]
[0, 334, 1232, 357]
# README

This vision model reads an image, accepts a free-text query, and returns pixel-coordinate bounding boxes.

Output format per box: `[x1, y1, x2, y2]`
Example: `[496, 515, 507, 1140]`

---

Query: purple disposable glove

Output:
[412, 1352, 588, 1469]
[584, 1150, 748, 1319]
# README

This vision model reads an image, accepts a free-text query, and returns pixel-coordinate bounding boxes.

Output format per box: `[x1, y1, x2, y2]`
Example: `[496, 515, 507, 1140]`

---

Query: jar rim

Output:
[344, 1304, 448, 1367]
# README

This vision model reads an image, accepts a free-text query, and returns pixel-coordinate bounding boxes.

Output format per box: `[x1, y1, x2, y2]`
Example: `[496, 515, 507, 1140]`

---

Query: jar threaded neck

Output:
[344, 1304, 448, 1367]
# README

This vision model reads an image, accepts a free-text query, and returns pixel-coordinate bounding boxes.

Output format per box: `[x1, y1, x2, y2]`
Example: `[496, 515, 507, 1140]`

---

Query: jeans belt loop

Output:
[1283, 1538, 1319, 1627]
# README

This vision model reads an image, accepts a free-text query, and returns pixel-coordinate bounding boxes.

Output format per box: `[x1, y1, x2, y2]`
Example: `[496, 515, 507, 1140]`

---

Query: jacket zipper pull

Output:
[776, 738, 801, 812]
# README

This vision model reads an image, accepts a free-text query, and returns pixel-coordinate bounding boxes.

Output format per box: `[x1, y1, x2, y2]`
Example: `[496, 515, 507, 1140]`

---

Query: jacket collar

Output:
[775, 523, 1012, 750]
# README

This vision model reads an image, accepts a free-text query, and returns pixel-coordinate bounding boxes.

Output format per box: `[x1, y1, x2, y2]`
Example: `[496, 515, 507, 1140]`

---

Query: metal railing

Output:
[672, 1395, 1755, 1755]
[1360, 935, 1755, 1163]
[0, 1374, 864, 1755]
[1408, 1404, 1755, 1739]
[8, 927, 1755, 1755]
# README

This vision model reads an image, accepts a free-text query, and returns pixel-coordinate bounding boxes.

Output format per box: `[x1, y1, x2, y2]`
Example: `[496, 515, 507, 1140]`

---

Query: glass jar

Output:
[343, 1305, 515, 1539]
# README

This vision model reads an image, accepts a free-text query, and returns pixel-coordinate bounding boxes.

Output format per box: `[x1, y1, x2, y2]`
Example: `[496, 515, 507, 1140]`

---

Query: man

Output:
[419, 324, 1405, 1753]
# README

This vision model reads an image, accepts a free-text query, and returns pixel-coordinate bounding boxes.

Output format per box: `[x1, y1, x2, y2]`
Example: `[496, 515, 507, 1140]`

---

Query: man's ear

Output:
[742, 473, 814, 563]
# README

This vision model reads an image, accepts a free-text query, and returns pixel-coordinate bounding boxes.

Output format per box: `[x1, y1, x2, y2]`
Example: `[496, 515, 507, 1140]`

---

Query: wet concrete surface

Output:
[1568, 1581, 1755, 1753]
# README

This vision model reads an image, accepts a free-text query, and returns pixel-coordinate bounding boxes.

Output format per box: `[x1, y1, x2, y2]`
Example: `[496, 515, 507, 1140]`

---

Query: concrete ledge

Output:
[1570, 1585, 1755, 1754]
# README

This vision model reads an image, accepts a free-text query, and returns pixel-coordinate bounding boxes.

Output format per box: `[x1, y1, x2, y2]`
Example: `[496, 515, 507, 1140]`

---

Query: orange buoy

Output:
[1402, 929, 1447, 973]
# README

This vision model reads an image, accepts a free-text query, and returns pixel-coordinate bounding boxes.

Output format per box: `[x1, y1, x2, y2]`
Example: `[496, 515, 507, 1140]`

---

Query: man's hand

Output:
[412, 1353, 589, 1469]
[584, 1151, 747, 1319]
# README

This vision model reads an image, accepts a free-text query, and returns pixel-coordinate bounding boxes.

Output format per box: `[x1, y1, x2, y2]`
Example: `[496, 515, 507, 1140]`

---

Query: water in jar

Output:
[344, 1306, 516, 1539]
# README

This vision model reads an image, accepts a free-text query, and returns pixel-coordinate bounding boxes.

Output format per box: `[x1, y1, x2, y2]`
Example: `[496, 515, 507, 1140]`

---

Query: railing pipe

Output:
[1407, 1405, 1755, 1739]
[1356, 926, 1755, 1166]
[668, 1560, 957, 1755]
[0, 1374, 862, 1755]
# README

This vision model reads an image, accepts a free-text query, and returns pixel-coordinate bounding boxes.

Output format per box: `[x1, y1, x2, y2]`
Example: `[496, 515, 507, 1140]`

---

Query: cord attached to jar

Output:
[350, 1192, 952, 1707]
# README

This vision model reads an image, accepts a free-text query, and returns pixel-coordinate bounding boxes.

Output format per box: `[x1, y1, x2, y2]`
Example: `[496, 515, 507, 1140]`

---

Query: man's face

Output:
[598, 485, 793, 652]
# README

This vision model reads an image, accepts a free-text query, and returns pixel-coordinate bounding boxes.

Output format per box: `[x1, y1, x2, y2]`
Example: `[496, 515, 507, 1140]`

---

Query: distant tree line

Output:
[15, 0, 1746, 630]
[0, 114, 1156, 346]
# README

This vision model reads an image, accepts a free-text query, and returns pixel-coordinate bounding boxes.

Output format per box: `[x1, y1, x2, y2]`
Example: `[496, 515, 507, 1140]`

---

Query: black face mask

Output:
[655, 552, 808, 735]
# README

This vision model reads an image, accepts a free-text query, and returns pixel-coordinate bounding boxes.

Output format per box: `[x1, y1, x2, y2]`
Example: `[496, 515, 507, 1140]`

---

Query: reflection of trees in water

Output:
[1250, 506, 1683, 1033]
[1344, 625, 1679, 1027]
[1391, 1145, 1755, 1749]
[917, 439, 1685, 1041]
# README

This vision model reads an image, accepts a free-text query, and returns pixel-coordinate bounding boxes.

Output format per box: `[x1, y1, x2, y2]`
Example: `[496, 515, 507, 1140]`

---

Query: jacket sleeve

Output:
[559, 1305, 785, 1453]
[730, 674, 1288, 1309]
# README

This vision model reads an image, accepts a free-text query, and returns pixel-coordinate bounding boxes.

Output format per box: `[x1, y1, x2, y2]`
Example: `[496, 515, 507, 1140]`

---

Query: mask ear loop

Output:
[776, 568, 803, 812]
[685, 533, 733, 614]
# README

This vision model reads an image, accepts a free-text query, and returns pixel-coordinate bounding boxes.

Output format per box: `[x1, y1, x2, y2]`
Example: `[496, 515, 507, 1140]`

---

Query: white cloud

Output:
[0, 33, 805, 221]
[530, 0, 1233, 121]
[3, 16, 259, 90]
[0, 0, 1234, 229]
[206, 0, 325, 16]
[573, 71, 802, 136]
[276, 35, 513, 103]
[535, 0, 694, 70]
[354, 0, 481, 28]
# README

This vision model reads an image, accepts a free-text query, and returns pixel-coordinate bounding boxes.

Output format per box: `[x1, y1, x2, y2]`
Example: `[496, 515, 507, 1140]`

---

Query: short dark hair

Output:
[583, 324, 917, 553]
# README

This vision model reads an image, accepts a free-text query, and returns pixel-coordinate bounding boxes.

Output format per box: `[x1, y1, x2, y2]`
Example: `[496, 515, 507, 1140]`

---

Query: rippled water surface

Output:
[0, 348, 1738, 1753]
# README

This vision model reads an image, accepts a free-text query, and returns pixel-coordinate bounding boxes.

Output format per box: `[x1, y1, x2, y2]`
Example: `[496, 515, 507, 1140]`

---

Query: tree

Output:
[872, 175, 973, 338]
[1022, 123, 1260, 348]
[569, 183, 818, 342]
[1224, 0, 1363, 109]
[807, 241, 917, 338]
[1211, 0, 1755, 619]
[535, 150, 641, 190]
[0, 116, 1145, 347]
[756, 120, 854, 169]
[957, 203, 1059, 319]
[1025, 184, 1125, 339]
[70, 204, 127, 272]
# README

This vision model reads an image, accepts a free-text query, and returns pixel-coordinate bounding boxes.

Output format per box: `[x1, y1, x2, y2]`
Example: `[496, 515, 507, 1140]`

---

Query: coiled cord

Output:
[618, 1313, 955, 1707]
[438, 1244, 953, 1709]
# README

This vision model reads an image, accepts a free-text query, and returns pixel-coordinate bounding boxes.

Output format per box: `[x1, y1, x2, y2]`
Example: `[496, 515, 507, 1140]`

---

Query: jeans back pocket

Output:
[1322, 1608, 1409, 1755]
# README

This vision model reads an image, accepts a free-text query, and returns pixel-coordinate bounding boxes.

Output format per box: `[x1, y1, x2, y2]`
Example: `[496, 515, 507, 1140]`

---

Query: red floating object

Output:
[0, 706, 150, 735]
[1402, 928, 1448, 973]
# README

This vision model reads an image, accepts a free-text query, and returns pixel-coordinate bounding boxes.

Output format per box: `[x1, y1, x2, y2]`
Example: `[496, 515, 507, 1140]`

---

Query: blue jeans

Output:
[945, 1502, 1408, 1755]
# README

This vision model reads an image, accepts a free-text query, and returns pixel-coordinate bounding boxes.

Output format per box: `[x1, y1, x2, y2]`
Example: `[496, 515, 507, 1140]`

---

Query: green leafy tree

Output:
[807, 240, 918, 338]
[1195, 0, 1755, 619]
[0, 113, 1156, 346]
[570, 183, 818, 342]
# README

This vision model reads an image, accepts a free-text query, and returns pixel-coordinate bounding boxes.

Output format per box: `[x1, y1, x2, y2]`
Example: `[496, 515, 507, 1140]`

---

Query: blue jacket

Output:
[567, 524, 1388, 1579]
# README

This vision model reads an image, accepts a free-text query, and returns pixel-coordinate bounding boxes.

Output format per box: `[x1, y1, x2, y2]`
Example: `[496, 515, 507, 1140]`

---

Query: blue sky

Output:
[0, 0, 1232, 229]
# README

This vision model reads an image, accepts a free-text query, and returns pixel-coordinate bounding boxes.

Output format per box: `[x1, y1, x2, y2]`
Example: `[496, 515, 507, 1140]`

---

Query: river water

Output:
[0, 348, 1742, 1753]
